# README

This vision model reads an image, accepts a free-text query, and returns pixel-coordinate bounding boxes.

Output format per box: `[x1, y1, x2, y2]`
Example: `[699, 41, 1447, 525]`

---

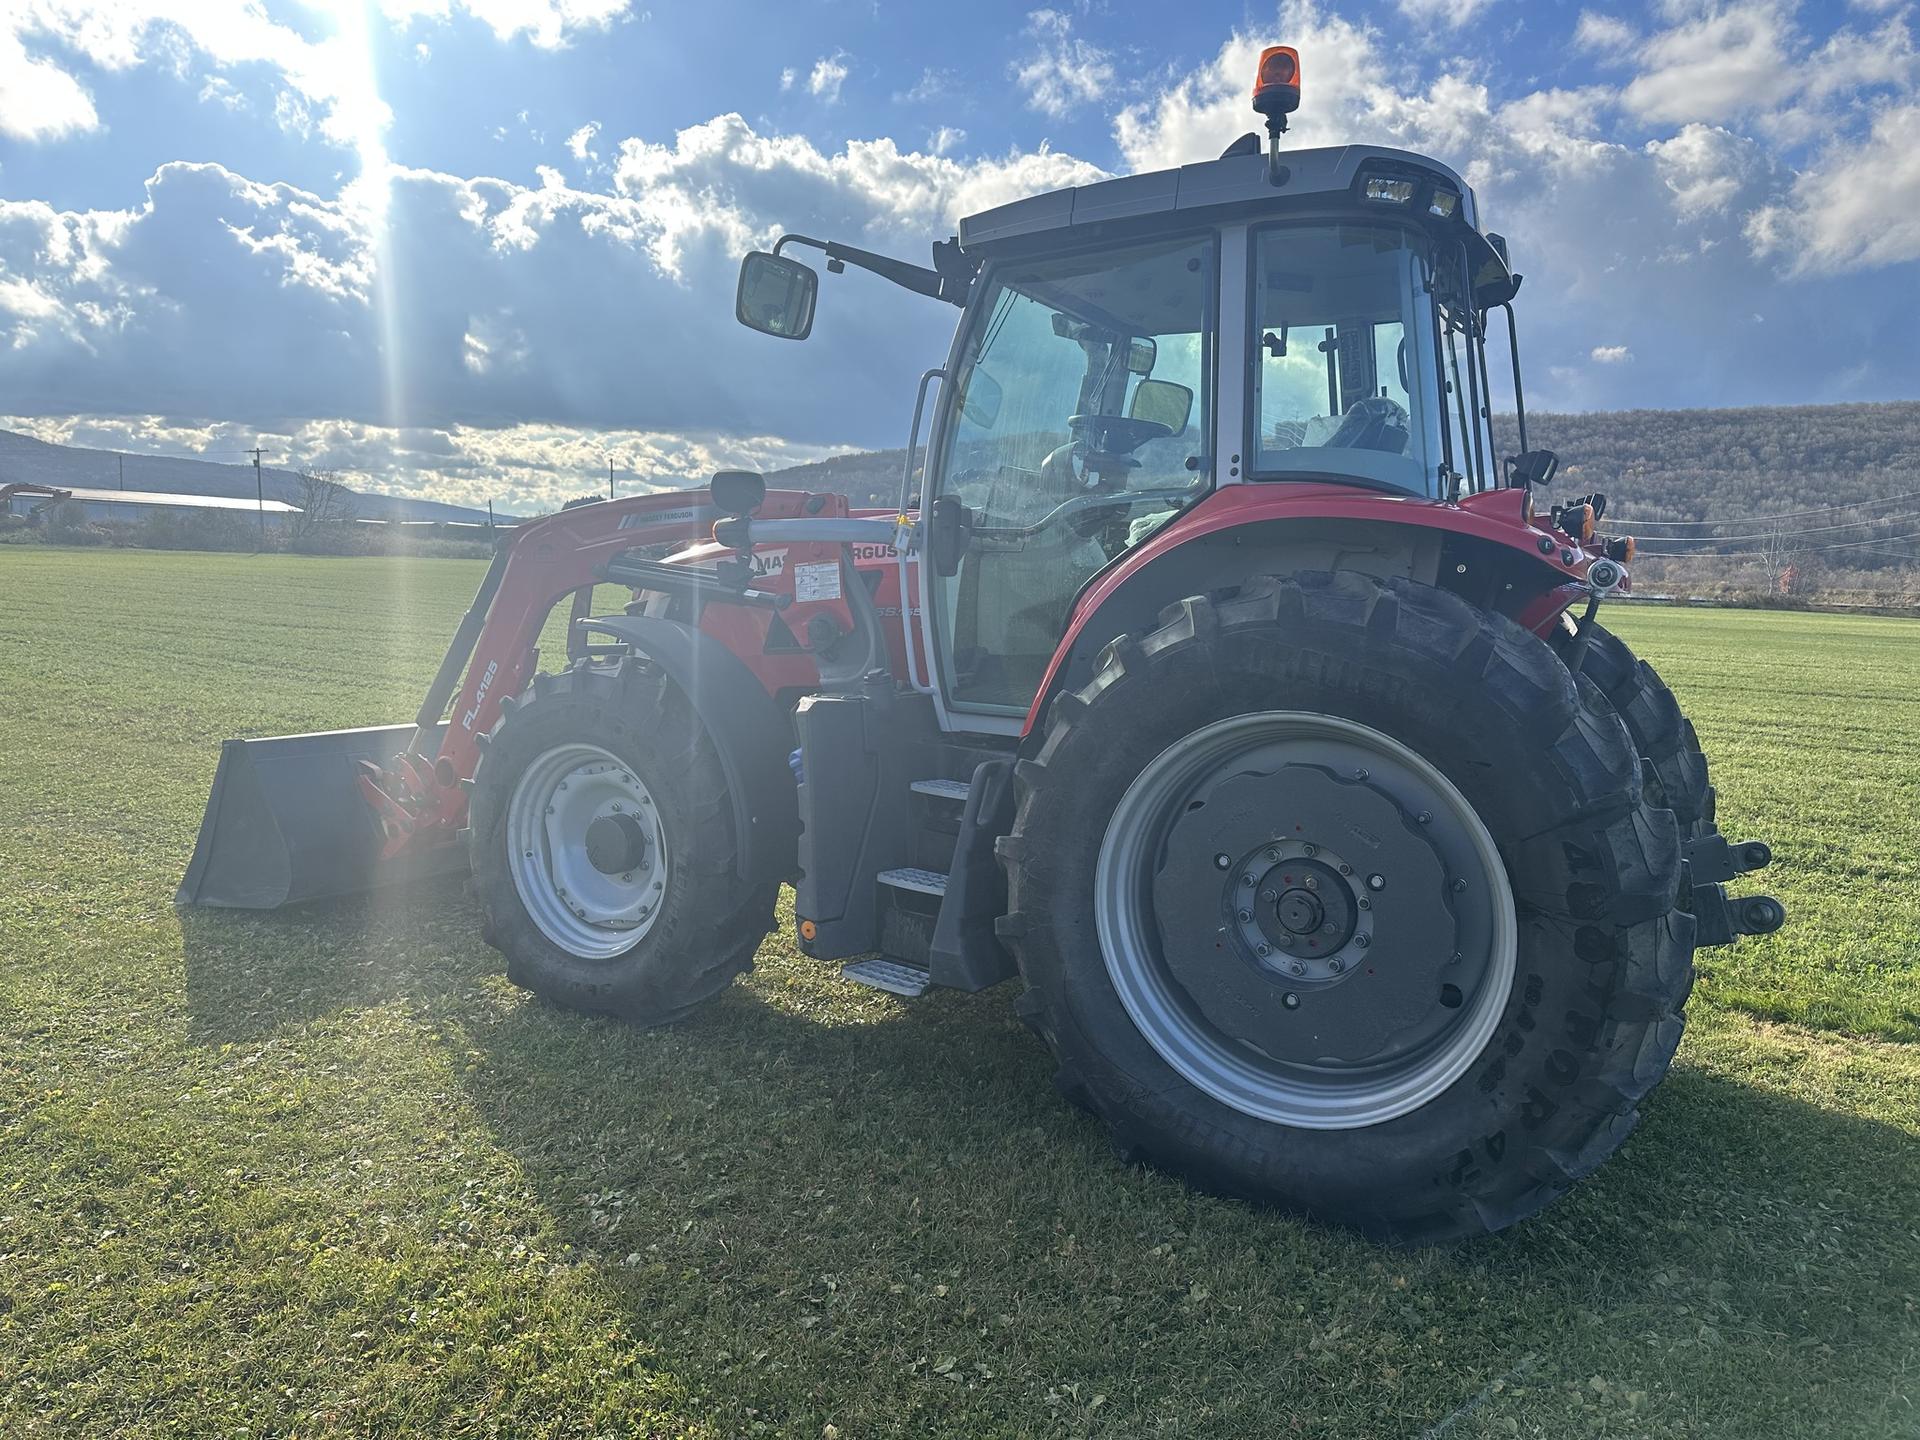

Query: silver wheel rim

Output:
[1094, 711, 1516, 1130]
[505, 743, 667, 960]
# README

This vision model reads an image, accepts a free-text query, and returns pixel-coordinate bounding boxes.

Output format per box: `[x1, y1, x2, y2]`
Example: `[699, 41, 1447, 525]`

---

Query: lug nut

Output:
[1256, 942, 1272, 957]
[1282, 992, 1301, 1009]
[1261, 888, 1278, 902]
[1417, 811, 1432, 825]
[1303, 876, 1318, 890]
[1303, 843, 1317, 857]
[1355, 933, 1371, 949]
[1267, 847, 1281, 862]
[1328, 957, 1345, 973]
[1289, 961, 1306, 976]
[1453, 877, 1468, 892]
[1338, 862, 1352, 875]
[1367, 874, 1386, 891]
[1358, 897, 1371, 911]
[1237, 908, 1253, 923]
[1214, 853, 1231, 869]
[1243, 874, 1257, 887]
[1354, 767, 1369, 780]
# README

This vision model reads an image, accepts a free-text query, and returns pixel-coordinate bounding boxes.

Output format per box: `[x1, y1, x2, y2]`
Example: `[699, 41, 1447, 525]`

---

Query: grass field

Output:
[2, 547, 1916, 1439]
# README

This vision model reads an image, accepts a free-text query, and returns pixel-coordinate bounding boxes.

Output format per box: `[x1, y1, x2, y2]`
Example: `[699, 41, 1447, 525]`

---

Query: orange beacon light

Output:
[1252, 46, 1301, 126]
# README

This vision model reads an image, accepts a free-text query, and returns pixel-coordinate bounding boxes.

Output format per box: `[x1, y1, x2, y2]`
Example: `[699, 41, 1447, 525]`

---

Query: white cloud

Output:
[807, 52, 849, 104]
[1012, 9, 1114, 119]
[1573, 10, 1638, 53]
[0, 122, 1106, 506]
[0, 25, 99, 141]
[1395, 0, 1498, 29]
[1622, 1, 1800, 125]
[0, 411, 842, 513]
[1591, 345, 1632, 363]
[377, 0, 634, 50]
[779, 66, 795, 91]
[1748, 100, 1920, 272]
[1645, 123, 1768, 218]
[567, 121, 600, 162]
[927, 125, 966, 156]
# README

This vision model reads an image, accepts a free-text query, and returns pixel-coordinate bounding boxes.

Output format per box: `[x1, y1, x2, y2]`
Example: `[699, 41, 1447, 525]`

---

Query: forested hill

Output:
[1525, 401, 1920, 526]
[766, 400, 1920, 524]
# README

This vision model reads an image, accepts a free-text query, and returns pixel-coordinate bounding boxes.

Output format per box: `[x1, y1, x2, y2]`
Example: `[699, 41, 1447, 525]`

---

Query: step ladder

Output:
[840, 776, 970, 996]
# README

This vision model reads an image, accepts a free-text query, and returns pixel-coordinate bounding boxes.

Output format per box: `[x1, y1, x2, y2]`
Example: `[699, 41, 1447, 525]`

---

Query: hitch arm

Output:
[1684, 834, 1786, 947]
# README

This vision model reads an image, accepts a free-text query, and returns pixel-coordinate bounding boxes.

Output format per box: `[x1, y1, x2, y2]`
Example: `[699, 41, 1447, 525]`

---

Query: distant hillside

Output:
[1526, 401, 1920, 527]
[0, 430, 502, 525]
[767, 400, 1920, 534]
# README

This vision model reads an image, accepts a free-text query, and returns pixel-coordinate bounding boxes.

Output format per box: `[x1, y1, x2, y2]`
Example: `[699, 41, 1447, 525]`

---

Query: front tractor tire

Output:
[469, 658, 776, 1025]
[999, 571, 1694, 1243]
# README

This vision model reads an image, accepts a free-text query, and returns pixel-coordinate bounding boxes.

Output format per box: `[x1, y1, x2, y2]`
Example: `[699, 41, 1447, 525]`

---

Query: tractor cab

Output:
[737, 75, 1535, 728]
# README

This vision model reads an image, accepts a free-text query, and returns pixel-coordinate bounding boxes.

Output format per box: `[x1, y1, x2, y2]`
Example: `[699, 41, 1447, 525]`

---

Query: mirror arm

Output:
[774, 233, 951, 303]
[1500, 302, 1529, 461]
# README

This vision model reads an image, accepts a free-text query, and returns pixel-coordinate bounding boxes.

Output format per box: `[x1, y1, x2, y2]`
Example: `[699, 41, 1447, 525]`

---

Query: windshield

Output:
[1252, 224, 1442, 496]
[933, 232, 1215, 709]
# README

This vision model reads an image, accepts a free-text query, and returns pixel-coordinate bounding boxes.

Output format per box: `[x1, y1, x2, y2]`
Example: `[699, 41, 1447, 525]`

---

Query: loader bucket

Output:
[177, 723, 464, 909]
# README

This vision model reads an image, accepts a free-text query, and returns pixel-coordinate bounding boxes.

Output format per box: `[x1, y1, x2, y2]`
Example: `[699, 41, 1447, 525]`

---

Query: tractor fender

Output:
[578, 614, 800, 887]
[1021, 483, 1591, 737]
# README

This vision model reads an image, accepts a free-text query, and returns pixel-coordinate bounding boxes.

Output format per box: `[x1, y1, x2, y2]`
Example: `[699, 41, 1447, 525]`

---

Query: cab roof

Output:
[956, 143, 1478, 253]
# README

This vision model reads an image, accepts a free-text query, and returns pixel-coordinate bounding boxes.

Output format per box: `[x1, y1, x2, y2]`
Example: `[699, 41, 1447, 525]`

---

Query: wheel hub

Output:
[504, 743, 669, 960]
[1098, 712, 1517, 1130]
[585, 812, 650, 876]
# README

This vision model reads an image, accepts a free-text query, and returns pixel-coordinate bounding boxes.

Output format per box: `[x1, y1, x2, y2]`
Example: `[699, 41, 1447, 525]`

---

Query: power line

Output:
[1610, 487, 1920, 529]
[1638, 528, 1920, 558]
[1625, 510, 1920, 542]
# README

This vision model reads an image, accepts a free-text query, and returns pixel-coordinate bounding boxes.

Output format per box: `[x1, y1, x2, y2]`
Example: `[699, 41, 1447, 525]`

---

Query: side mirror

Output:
[736, 252, 817, 340]
[1126, 337, 1157, 375]
[960, 370, 1003, 429]
[1505, 449, 1558, 489]
[1129, 378, 1193, 436]
[710, 469, 766, 517]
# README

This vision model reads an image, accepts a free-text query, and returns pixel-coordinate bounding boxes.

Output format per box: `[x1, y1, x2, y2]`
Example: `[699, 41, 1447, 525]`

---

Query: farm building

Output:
[2, 484, 302, 529]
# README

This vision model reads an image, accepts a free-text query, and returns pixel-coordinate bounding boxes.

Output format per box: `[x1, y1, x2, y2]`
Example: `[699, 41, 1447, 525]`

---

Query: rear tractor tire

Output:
[469, 658, 776, 1025]
[998, 571, 1693, 1243]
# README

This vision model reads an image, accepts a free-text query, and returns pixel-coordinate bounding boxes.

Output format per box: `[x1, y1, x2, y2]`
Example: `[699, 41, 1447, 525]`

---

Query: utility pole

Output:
[117, 453, 124, 491]
[608, 458, 615, 501]
[487, 498, 495, 531]
[248, 446, 269, 549]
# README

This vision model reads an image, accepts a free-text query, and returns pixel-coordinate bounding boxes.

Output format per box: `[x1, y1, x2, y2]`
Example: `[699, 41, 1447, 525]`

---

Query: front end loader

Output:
[183, 46, 1786, 1241]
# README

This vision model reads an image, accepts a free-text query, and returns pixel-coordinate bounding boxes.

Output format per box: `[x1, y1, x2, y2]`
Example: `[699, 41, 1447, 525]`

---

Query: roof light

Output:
[1252, 46, 1301, 122]
[1428, 188, 1460, 220]
[1364, 177, 1416, 205]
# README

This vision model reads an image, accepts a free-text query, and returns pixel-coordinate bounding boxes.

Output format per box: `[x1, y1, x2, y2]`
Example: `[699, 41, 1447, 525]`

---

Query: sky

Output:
[1, 0, 1917, 511]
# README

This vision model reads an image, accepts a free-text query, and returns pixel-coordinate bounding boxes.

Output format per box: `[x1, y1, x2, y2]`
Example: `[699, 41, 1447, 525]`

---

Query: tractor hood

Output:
[957, 144, 1480, 254]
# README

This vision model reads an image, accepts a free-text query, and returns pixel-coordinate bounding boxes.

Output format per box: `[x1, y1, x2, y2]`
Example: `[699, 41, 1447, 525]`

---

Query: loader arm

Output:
[360, 487, 856, 862]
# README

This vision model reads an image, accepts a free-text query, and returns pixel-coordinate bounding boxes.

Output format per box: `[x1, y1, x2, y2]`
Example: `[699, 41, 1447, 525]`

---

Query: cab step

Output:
[909, 778, 971, 802]
[878, 866, 949, 896]
[840, 956, 932, 997]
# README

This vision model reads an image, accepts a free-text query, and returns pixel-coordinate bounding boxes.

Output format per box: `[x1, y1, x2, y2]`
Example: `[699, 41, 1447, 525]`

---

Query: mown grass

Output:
[1, 547, 1915, 1439]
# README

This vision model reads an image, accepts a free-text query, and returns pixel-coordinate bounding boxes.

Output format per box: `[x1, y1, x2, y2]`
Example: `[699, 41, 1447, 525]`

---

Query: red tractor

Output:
[184, 51, 1783, 1241]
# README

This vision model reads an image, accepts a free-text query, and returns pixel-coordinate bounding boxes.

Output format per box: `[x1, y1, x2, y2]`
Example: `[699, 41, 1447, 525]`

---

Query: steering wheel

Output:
[1068, 413, 1174, 456]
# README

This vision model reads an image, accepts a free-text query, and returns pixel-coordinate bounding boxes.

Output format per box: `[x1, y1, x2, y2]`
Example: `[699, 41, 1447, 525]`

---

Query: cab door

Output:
[921, 232, 1220, 725]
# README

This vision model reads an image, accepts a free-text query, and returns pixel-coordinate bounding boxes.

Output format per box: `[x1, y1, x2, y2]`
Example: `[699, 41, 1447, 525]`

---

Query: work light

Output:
[1364, 177, 1416, 205]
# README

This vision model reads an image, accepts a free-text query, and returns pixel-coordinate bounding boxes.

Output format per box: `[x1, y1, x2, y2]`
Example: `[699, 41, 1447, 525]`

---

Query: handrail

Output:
[898, 368, 944, 694]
